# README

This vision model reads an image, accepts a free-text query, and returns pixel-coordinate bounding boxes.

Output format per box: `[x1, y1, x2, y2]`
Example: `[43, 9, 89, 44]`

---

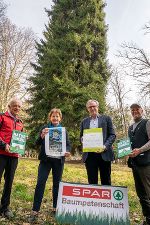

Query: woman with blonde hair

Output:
[29, 108, 71, 222]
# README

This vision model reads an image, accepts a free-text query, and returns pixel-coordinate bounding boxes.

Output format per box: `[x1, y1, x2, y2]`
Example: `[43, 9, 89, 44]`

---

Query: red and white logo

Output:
[62, 186, 111, 199]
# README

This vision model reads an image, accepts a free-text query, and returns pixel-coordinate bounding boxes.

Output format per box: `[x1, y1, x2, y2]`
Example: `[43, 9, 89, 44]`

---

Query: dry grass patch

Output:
[0, 159, 142, 224]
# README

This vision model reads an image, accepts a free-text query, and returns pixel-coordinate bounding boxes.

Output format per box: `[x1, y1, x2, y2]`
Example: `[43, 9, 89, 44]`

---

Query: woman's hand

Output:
[65, 152, 71, 158]
[41, 128, 49, 139]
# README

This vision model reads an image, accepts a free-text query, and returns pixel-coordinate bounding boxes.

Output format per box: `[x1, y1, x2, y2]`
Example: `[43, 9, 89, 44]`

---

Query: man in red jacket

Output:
[0, 97, 23, 219]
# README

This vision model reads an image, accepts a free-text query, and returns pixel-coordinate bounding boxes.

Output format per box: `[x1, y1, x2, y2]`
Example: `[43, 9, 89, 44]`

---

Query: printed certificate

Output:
[45, 127, 66, 157]
[83, 128, 104, 152]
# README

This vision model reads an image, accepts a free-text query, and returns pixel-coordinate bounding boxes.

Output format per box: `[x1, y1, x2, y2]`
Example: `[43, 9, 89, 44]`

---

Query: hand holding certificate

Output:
[83, 128, 104, 153]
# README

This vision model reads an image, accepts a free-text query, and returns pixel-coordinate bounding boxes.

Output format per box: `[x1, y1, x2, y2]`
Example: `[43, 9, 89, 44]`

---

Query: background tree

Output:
[106, 68, 131, 138]
[0, 18, 36, 112]
[0, 0, 6, 20]
[0, 0, 6, 58]
[118, 41, 150, 101]
[143, 21, 150, 34]
[27, 0, 109, 152]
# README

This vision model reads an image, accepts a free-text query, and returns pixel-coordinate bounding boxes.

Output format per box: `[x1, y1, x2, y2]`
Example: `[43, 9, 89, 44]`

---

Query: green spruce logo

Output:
[113, 190, 123, 200]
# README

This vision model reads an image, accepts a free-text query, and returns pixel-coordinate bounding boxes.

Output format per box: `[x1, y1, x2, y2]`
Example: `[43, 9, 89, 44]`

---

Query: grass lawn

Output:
[0, 158, 142, 225]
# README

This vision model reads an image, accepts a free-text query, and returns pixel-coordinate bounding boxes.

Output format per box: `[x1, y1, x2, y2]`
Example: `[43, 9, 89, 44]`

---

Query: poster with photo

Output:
[45, 127, 66, 157]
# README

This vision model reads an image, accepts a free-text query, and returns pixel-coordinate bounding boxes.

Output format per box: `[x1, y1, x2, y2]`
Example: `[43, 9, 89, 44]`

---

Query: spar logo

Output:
[62, 186, 111, 199]
[113, 190, 124, 200]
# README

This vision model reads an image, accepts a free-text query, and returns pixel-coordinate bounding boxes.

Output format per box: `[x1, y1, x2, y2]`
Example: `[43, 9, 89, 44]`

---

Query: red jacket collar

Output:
[4, 111, 21, 122]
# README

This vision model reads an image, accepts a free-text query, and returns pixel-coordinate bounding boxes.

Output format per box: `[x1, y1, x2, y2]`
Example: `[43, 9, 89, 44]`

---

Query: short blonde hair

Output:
[48, 108, 62, 119]
[86, 99, 99, 108]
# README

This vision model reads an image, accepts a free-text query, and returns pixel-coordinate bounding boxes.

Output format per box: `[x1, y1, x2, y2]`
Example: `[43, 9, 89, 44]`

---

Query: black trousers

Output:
[32, 158, 64, 211]
[132, 165, 150, 224]
[0, 155, 18, 210]
[85, 153, 111, 185]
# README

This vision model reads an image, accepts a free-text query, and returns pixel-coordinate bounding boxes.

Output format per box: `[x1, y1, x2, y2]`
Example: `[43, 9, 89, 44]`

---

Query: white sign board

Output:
[56, 182, 130, 225]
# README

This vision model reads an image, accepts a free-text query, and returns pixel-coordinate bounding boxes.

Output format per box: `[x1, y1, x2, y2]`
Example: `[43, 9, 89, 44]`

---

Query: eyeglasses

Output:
[88, 105, 98, 109]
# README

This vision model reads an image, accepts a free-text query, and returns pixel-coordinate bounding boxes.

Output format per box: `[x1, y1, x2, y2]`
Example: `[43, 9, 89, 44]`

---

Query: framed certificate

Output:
[83, 128, 104, 152]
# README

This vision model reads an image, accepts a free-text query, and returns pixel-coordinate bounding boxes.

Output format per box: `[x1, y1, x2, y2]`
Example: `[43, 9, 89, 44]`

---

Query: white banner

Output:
[56, 182, 130, 225]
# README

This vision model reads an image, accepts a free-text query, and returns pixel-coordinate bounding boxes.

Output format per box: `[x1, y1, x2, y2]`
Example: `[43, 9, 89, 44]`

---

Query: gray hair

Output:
[86, 99, 99, 108]
[8, 97, 22, 107]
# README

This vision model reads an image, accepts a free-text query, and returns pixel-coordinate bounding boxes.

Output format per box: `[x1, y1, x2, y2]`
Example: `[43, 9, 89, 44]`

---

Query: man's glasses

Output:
[88, 105, 98, 109]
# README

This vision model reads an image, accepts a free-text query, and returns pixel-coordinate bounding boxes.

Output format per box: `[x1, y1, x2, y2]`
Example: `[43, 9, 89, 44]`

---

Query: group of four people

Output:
[0, 97, 150, 225]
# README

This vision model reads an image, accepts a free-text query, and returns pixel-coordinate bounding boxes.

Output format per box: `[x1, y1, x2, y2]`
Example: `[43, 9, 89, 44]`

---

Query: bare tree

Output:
[139, 96, 150, 118]
[0, 0, 6, 55]
[106, 68, 131, 137]
[0, 0, 6, 19]
[143, 21, 150, 34]
[118, 41, 150, 99]
[0, 18, 36, 112]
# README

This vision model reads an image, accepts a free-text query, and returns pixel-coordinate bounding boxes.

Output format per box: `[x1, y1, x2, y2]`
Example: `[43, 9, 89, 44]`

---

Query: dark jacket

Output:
[36, 124, 71, 163]
[80, 115, 116, 162]
[0, 111, 23, 157]
[128, 119, 150, 167]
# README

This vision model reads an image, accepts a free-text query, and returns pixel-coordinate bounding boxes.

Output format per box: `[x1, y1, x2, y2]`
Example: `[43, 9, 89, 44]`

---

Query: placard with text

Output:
[83, 128, 104, 153]
[10, 130, 27, 155]
[117, 138, 132, 158]
[56, 182, 130, 225]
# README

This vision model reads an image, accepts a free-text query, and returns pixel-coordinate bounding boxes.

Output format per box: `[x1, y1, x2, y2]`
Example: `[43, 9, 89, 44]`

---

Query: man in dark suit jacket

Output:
[80, 99, 116, 185]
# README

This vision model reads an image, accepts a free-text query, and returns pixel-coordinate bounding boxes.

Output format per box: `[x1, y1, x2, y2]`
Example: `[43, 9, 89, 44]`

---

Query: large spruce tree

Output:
[27, 0, 109, 151]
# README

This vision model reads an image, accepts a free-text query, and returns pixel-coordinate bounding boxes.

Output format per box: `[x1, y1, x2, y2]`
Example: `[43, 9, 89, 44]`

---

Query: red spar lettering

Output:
[62, 186, 111, 199]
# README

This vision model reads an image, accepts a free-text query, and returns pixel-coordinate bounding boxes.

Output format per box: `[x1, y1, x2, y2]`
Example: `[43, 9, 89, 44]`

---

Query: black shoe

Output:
[50, 208, 56, 216]
[2, 209, 14, 219]
[146, 217, 150, 225]
[28, 211, 38, 223]
[0, 208, 3, 215]
[139, 221, 148, 225]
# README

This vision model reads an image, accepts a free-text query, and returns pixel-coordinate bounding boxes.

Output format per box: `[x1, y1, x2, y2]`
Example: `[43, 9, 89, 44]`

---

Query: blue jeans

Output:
[32, 158, 64, 211]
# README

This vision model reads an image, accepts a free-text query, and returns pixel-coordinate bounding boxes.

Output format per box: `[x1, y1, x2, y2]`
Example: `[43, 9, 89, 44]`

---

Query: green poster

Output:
[10, 130, 27, 155]
[117, 138, 132, 158]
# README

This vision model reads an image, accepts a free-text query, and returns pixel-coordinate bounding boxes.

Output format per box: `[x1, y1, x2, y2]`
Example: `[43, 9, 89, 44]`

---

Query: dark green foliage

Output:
[27, 0, 109, 152]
